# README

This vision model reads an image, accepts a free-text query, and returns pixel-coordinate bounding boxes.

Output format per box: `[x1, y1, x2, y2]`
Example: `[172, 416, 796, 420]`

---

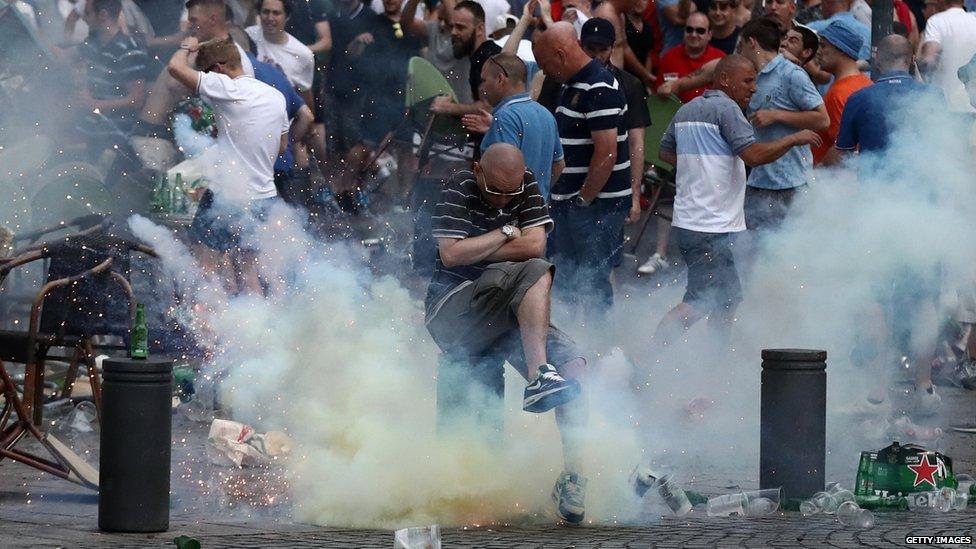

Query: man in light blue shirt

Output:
[808, 0, 871, 60]
[737, 18, 828, 231]
[462, 52, 565, 198]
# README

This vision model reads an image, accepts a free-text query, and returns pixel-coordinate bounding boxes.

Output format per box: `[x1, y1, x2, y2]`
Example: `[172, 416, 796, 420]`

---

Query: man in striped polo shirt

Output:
[425, 143, 590, 524]
[653, 55, 821, 348]
[533, 22, 631, 316]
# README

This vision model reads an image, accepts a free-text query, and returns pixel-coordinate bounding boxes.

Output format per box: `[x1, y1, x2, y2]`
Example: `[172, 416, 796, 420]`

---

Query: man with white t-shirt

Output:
[918, 0, 976, 113]
[168, 36, 289, 294]
[653, 55, 821, 349]
[246, 0, 315, 92]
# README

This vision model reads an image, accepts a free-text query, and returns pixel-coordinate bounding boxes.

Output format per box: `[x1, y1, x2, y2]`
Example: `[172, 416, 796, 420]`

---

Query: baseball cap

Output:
[819, 20, 863, 61]
[580, 17, 615, 47]
[494, 13, 519, 32]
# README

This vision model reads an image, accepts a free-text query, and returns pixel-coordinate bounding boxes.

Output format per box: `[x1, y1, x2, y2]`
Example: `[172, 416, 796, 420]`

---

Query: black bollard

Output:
[98, 357, 173, 532]
[760, 349, 826, 500]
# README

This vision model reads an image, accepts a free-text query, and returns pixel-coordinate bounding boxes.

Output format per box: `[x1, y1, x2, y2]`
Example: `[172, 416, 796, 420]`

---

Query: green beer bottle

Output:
[131, 303, 148, 359]
[160, 175, 172, 213]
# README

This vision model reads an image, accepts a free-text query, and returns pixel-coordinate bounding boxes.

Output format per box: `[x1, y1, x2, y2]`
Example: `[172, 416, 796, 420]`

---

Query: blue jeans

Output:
[548, 197, 629, 315]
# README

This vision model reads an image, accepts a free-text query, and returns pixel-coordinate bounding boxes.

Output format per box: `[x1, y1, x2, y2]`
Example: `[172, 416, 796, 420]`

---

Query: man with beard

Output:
[430, 0, 501, 116]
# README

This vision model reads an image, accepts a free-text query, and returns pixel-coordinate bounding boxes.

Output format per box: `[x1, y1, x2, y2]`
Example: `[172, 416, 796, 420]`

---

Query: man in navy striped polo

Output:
[533, 22, 631, 317]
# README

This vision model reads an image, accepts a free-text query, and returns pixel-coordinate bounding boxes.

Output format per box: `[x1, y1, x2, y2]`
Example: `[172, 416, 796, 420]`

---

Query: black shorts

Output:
[189, 190, 277, 253]
[674, 227, 743, 313]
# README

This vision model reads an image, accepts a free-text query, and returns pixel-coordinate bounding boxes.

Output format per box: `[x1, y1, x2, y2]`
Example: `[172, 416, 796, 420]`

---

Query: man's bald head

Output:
[714, 54, 755, 81]
[713, 54, 758, 108]
[533, 22, 591, 82]
[479, 143, 526, 192]
[876, 34, 913, 73]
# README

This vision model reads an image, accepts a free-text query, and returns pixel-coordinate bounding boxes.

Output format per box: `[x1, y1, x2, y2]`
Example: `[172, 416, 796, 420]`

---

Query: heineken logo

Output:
[908, 455, 940, 488]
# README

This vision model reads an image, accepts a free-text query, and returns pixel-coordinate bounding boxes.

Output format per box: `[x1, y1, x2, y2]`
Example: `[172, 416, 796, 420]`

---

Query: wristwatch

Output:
[500, 225, 516, 240]
[575, 195, 592, 207]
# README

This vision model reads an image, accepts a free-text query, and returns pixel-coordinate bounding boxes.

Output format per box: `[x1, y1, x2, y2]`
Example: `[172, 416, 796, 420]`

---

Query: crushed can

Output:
[854, 441, 958, 509]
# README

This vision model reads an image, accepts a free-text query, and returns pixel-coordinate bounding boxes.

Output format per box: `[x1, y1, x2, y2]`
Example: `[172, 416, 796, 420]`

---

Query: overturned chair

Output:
[0, 222, 157, 489]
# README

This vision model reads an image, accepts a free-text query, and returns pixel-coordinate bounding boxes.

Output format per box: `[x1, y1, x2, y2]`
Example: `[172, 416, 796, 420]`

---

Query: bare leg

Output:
[517, 270, 553, 380]
[555, 357, 587, 473]
[705, 302, 738, 353]
[652, 302, 705, 351]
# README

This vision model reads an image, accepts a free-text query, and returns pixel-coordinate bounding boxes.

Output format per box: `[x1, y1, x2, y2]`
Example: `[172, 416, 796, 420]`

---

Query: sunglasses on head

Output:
[478, 170, 524, 196]
[710, 1, 733, 8]
[685, 26, 708, 35]
[488, 55, 509, 78]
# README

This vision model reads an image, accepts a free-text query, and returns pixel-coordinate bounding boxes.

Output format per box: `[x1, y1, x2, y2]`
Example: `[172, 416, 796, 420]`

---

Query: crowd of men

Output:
[5, 0, 976, 525]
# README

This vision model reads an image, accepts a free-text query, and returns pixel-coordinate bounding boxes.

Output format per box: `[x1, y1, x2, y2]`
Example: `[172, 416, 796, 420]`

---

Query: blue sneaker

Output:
[552, 472, 587, 525]
[523, 364, 580, 413]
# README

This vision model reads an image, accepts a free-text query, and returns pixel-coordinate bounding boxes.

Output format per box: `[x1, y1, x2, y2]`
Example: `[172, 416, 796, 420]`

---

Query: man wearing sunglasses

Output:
[425, 143, 589, 524]
[657, 12, 726, 103]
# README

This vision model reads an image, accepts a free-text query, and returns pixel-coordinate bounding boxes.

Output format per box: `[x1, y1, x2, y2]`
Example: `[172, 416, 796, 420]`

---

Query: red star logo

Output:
[908, 455, 940, 488]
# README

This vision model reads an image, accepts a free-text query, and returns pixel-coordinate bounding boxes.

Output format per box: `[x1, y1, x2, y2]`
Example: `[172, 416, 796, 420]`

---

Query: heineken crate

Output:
[854, 442, 958, 509]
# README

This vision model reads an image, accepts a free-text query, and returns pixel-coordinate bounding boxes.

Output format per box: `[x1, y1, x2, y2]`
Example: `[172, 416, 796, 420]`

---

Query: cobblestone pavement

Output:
[1, 370, 974, 548]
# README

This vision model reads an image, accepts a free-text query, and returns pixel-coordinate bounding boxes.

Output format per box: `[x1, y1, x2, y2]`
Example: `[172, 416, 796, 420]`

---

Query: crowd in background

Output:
[4, 0, 976, 410]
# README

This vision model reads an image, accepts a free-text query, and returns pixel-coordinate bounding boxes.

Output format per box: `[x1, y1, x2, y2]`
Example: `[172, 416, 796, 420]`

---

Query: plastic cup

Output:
[824, 489, 855, 514]
[706, 493, 747, 517]
[394, 525, 441, 549]
[952, 489, 969, 511]
[836, 501, 875, 528]
[809, 491, 834, 514]
[800, 499, 820, 516]
[935, 487, 955, 513]
[653, 474, 693, 516]
[743, 488, 781, 516]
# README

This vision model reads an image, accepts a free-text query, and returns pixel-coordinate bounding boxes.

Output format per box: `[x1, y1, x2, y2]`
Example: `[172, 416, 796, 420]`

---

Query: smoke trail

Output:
[130, 204, 665, 527]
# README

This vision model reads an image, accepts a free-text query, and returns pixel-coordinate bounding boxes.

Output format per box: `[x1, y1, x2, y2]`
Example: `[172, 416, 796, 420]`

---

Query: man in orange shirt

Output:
[812, 20, 872, 165]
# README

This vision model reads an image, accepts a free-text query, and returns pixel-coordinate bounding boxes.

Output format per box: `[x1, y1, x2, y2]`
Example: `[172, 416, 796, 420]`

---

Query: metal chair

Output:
[0, 255, 110, 490]
[0, 222, 157, 425]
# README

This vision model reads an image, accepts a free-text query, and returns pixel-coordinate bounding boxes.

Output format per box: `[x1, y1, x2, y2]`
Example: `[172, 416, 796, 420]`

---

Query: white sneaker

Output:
[637, 253, 669, 275]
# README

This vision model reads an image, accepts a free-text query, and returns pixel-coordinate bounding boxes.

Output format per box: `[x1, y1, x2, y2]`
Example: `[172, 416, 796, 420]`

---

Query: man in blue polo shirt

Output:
[738, 17, 828, 233]
[836, 34, 945, 162]
[461, 52, 565, 198]
[834, 35, 947, 414]
[533, 22, 630, 316]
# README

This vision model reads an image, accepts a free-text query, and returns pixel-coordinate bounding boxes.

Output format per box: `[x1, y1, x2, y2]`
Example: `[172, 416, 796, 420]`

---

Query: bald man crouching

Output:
[425, 143, 589, 524]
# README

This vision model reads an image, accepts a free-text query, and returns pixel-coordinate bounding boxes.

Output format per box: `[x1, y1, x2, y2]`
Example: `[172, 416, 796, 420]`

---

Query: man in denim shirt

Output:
[738, 18, 828, 232]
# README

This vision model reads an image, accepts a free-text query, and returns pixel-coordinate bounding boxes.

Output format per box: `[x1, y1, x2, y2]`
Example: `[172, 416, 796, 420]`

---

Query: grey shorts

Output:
[426, 258, 583, 372]
[674, 227, 742, 313]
